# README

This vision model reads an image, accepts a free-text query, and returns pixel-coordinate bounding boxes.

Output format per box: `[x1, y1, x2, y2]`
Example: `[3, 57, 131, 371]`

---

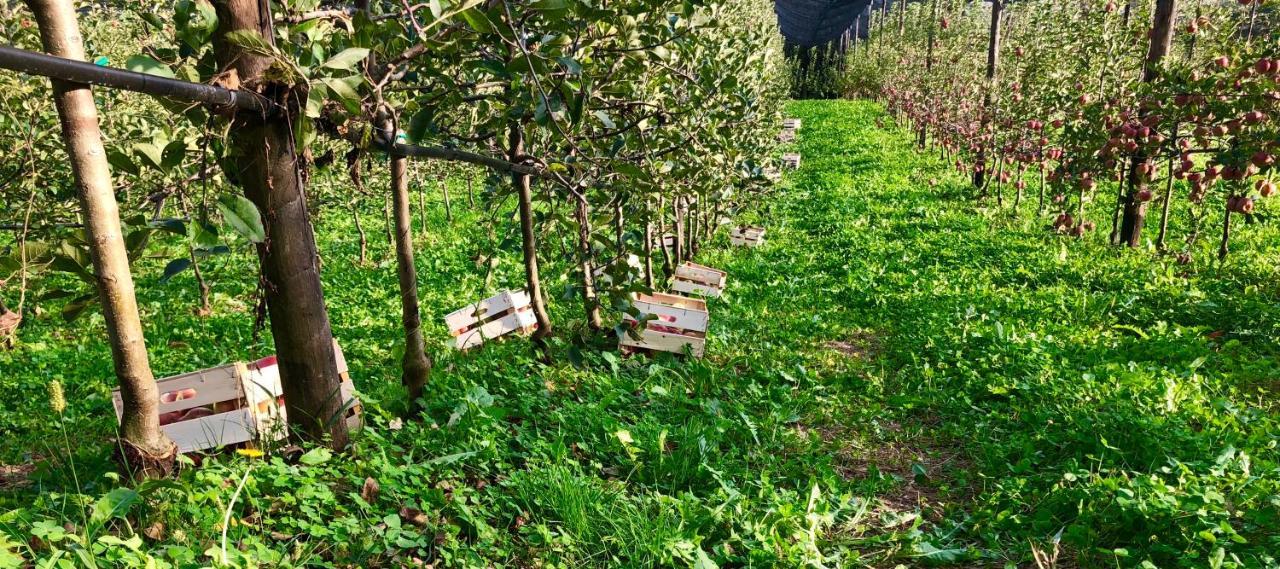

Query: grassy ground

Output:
[1, 100, 1278, 568]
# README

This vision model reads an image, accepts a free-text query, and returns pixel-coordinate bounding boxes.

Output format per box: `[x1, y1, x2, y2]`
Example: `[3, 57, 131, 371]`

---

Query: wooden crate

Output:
[444, 289, 537, 350]
[782, 153, 801, 169]
[782, 118, 801, 131]
[729, 226, 766, 247]
[620, 292, 709, 357]
[778, 128, 796, 143]
[656, 233, 676, 252]
[671, 261, 727, 298]
[113, 342, 361, 454]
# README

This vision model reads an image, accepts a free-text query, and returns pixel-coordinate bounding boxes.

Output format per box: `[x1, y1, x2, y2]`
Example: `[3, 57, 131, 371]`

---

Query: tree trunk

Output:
[573, 197, 603, 330]
[351, 199, 367, 265]
[389, 145, 432, 412]
[642, 214, 655, 288]
[973, 0, 1002, 190]
[673, 196, 686, 266]
[508, 122, 553, 343]
[657, 196, 673, 279]
[28, 0, 176, 476]
[441, 178, 453, 224]
[1218, 206, 1231, 261]
[613, 201, 625, 257]
[1119, 0, 1176, 248]
[211, 0, 348, 448]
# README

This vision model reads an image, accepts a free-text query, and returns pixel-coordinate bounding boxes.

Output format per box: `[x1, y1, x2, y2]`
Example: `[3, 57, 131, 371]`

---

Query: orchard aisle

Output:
[1, 100, 1275, 568]
[725, 100, 1279, 567]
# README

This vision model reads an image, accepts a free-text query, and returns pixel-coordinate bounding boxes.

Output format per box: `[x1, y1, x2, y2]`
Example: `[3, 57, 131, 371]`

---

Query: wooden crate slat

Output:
[339, 378, 364, 430]
[444, 290, 529, 332]
[672, 279, 722, 298]
[453, 307, 537, 349]
[243, 362, 287, 441]
[162, 408, 258, 454]
[730, 226, 766, 247]
[628, 299, 709, 333]
[675, 262, 726, 285]
[641, 291, 707, 311]
[125, 364, 244, 417]
[621, 329, 706, 358]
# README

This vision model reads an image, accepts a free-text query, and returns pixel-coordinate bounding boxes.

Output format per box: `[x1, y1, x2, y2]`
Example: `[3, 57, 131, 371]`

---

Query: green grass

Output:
[2, 100, 1278, 568]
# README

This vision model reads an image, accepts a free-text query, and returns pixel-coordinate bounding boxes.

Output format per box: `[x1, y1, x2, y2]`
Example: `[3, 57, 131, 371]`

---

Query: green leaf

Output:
[133, 142, 164, 169]
[124, 55, 175, 79]
[423, 451, 477, 466]
[90, 487, 140, 526]
[321, 48, 370, 71]
[62, 294, 97, 322]
[106, 149, 139, 176]
[299, 447, 333, 465]
[160, 258, 191, 283]
[459, 8, 494, 33]
[216, 194, 266, 244]
[320, 76, 363, 114]
[162, 140, 187, 171]
[693, 549, 719, 569]
[224, 30, 275, 56]
[0, 535, 23, 569]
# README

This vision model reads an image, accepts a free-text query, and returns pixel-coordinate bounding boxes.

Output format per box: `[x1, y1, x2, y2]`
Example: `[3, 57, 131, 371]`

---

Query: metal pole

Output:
[0, 45, 274, 114]
[0, 44, 541, 177]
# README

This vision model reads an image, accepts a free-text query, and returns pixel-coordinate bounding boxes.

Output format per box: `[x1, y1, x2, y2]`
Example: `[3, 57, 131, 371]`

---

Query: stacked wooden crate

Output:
[619, 292, 709, 358]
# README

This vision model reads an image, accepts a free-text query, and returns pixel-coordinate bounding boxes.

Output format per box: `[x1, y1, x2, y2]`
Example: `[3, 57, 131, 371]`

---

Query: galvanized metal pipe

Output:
[0, 45, 275, 114]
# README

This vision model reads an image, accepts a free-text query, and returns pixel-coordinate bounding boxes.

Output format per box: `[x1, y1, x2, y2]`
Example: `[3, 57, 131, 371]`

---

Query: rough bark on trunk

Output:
[212, 0, 348, 448]
[1119, 0, 1176, 248]
[28, 0, 176, 476]
[389, 147, 432, 412]
[573, 197, 603, 331]
[441, 178, 453, 224]
[351, 199, 367, 265]
[657, 196, 673, 279]
[613, 201, 625, 257]
[973, 0, 1002, 190]
[508, 122, 553, 343]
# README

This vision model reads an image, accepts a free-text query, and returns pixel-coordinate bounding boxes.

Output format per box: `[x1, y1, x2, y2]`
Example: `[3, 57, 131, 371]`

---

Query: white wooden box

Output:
[445, 289, 536, 350]
[782, 118, 801, 131]
[620, 292, 709, 358]
[671, 261, 727, 298]
[729, 226, 766, 247]
[113, 342, 361, 454]
[782, 153, 801, 169]
[778, 129, 796, 143]
[658, 234, 676, 251]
